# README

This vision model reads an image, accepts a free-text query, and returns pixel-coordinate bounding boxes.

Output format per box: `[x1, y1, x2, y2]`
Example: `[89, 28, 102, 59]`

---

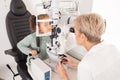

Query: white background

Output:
[0, 0, 120, 71]
[92, 0, 120, 49]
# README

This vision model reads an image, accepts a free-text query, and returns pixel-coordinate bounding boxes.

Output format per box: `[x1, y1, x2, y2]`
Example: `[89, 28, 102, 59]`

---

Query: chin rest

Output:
[5, 0, 32, 80]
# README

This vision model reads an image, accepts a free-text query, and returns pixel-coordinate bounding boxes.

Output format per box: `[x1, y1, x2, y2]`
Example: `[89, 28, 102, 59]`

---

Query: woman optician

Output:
[56, 13, 120, 80]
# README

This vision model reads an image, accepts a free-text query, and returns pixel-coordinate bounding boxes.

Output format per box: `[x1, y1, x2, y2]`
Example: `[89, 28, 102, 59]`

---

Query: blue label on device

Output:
[45, 71, 50, 80]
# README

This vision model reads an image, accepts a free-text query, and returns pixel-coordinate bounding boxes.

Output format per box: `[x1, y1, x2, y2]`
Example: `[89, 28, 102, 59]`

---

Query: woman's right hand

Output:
[29, 50, 38, 56]
[62, 57, 79, 68]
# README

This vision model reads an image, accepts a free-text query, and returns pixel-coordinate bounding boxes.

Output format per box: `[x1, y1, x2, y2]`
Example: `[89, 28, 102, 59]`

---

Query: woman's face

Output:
[38, 18, 52, 33]
[74, 28, 84, 45]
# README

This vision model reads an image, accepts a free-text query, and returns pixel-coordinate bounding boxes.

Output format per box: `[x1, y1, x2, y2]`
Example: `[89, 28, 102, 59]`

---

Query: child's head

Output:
[29, 14, 52, 33]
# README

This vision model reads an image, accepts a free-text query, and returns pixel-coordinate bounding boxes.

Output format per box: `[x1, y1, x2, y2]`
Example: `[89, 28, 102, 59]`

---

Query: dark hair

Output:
[29, 14, 49, 32]
[29, 15, 36, 32]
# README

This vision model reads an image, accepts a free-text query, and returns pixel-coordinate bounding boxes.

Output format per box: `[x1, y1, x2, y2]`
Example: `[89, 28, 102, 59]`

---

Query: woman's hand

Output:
[62, 57, 79, 68]
[29, 50, 38, 56]
[56, 58, 69, 80]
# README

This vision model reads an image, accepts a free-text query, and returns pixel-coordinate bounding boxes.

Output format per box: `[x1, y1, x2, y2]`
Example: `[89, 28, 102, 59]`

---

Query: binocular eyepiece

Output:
[69, 27, 75, 33]
[56, 27, 75, 34]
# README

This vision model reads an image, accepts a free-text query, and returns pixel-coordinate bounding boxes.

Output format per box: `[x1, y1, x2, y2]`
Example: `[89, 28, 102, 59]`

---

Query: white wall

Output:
[0, 0, 14, 65]
[92, 0, 120, 50]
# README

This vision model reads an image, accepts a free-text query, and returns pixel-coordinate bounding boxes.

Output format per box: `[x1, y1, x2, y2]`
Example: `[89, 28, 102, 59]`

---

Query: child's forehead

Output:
[38, 21, 51, 26]
[38, 16, 49, 19]
[40, 17, 49, 19]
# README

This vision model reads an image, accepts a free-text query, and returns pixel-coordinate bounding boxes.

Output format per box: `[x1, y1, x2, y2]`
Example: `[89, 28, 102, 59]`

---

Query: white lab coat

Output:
[77, 41, 120, 80]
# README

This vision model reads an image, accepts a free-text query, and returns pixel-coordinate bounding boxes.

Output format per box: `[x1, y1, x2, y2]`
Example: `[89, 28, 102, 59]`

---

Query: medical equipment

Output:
[46, 25, 75, 62]
[28, 58, 51, 80]
[34, 0, 52, 37]
[46, 0, 76, 63]
[27, 0, 78, 79]
[30, 0, 76, 62]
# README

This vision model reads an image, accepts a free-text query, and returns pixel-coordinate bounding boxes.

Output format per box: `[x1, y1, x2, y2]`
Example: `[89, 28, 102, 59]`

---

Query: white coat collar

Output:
[87, 41, 108, 55]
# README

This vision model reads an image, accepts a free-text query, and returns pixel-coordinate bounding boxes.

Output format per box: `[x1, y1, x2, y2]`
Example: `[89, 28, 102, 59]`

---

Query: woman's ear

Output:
[80, 33, 87, 43]
[81, 33, 86, 39]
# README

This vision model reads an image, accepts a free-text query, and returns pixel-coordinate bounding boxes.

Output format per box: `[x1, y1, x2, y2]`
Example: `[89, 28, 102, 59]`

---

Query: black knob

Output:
[69, 27, 75, 33]
[29, 54, 32, 56]
[57, 27, 61, 33]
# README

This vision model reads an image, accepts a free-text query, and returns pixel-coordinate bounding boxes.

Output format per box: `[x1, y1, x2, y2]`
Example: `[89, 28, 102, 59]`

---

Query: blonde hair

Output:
[74, 13, 105, 42]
